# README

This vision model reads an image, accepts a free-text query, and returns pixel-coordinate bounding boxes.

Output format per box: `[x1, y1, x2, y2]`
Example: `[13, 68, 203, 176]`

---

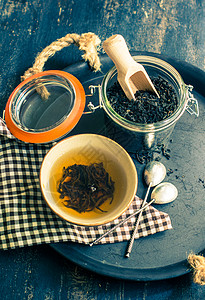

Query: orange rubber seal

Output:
[5, 70, 85, 143]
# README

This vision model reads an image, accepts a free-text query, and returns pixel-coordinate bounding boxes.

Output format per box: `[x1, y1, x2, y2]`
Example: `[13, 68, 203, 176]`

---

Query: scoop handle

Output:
[103, 34, 136, 75]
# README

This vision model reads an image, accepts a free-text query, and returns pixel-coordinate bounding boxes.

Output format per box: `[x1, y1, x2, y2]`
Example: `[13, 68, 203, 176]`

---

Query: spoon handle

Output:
[89, 197, 155, 247]
[125, 183, 152, 258]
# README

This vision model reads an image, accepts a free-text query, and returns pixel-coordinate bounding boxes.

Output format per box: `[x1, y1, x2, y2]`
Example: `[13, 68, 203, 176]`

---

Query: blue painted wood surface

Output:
[0, 0, 205, 299]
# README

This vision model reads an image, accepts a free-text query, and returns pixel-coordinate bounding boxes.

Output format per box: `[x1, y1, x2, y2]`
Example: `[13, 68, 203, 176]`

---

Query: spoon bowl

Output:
[144, 161, 166, 187]
[151, 182, 178, 204]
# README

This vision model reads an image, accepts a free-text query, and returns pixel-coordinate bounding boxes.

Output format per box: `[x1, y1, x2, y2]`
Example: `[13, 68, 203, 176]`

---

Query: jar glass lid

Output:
[5, 70, 85, 143]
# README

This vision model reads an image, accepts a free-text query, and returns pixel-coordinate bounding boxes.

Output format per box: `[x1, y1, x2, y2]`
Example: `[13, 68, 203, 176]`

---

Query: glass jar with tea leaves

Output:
[100, 55, 199, 157]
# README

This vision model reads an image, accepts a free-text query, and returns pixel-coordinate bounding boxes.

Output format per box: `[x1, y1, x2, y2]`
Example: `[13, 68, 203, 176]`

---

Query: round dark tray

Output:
[50, 53, 205, 281]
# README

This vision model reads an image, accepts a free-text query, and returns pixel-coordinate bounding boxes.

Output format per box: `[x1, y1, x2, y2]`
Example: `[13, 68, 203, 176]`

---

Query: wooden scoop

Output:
[103, 35, 159, 100]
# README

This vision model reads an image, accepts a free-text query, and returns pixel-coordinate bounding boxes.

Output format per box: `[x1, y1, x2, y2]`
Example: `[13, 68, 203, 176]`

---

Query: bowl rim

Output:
[40, 134, 138, 226]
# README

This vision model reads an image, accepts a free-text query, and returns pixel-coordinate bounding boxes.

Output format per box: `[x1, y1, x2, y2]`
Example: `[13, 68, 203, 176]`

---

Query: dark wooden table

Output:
[0, 1, 205, 299]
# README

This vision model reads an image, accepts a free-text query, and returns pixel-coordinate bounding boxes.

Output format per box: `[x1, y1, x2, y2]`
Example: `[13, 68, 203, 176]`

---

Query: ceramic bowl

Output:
[40, 134, 138, 226]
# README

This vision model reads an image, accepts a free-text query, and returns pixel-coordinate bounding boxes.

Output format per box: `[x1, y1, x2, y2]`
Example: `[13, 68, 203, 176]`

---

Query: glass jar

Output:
[5, 70, 85, 143]
[100, 55, 199, 154]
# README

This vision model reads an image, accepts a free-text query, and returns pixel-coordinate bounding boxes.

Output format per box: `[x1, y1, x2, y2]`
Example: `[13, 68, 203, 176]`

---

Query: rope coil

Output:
[21, 32, 101, 99]
[188, 253, 205, 285]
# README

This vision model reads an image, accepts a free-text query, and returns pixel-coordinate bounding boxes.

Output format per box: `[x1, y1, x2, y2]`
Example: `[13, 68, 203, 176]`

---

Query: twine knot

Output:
[78, 32, 101, 70]
[188, 253, 205, 285]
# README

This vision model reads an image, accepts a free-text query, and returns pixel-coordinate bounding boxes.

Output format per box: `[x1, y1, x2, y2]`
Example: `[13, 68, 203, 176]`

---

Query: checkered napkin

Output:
[0, 118, 172, 250]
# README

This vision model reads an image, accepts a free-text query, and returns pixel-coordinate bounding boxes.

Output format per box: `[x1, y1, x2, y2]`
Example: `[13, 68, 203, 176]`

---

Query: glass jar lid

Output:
[5, 70, 85, 143]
